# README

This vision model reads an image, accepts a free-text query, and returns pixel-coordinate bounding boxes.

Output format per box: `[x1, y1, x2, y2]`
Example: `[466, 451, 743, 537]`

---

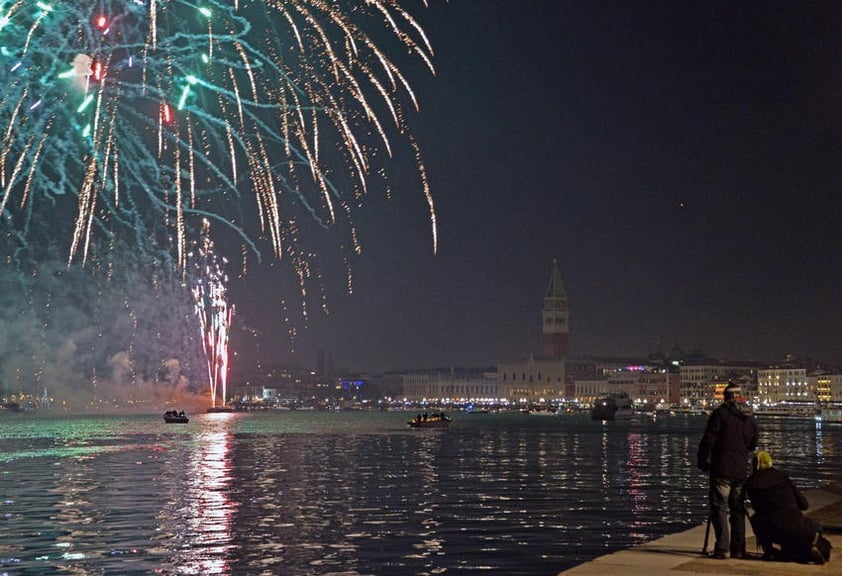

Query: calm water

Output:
[1, 410, 840, 576]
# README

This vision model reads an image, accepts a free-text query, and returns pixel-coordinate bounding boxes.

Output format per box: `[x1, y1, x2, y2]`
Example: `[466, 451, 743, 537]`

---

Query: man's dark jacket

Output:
[696, 400, 758, 480]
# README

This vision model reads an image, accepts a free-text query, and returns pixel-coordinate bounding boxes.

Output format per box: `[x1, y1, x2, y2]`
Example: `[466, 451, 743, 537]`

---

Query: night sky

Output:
[232, 1, 842, 374]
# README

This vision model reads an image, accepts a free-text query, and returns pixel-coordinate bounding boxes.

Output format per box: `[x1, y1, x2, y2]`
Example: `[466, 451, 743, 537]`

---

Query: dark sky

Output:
[232, 1, 842, 374]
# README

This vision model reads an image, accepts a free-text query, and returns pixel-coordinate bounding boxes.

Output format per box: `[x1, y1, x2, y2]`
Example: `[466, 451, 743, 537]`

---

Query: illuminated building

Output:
[757, 366, 810, 404]
[679, 362, 760, 407]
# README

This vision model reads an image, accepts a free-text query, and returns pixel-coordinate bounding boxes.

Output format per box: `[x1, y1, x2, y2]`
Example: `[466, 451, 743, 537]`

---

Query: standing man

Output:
[697, 381, 758, 559]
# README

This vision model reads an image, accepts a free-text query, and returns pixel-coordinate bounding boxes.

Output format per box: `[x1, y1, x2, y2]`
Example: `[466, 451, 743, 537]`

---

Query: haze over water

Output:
[1, 411, 839, 575]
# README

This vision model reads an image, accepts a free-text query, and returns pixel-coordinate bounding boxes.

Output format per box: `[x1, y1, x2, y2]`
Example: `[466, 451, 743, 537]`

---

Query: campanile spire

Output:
[542, 259, 569, 358]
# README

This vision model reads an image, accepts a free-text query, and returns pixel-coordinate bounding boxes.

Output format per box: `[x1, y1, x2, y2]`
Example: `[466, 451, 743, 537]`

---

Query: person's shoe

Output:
[810, 545, 826, 565]
[731, 551, 744, 559]
[711, 550, 727, 559]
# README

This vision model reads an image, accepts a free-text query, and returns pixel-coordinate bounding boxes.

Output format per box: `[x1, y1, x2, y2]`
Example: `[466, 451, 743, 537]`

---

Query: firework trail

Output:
[193, 284, 233, 408]
[0, 0, 438, 269]
[190, 219, 232, 408]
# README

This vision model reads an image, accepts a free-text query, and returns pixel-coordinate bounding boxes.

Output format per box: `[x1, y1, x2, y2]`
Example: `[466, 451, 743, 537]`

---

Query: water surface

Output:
[1, 411, 839, 575]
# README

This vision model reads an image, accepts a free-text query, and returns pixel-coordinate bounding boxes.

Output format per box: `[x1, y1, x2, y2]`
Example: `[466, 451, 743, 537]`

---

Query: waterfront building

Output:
[497, 355, 565, 404]
[589, 357, 654, 377]
[572, 363, 681, 407]
[606, 369, 638, 399]
[567, 357, 650, 406]
[573, 368, 639, 406]
[399, 369, 498, 404]
[575, 378, 609, 405]
[635, 370, 680, 407]
[755, 354, 836, 406]
[578, 367, 678, 408]
[679, 361, 760, 407]
[563, 360, 597, 399]
[831, 374, 842, 403]
[816, 373, 842, 404]
[757, 366, 811, 404]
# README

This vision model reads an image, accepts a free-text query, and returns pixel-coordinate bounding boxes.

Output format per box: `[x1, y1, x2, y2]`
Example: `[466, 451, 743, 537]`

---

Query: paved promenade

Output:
[559, 482, 842, 576]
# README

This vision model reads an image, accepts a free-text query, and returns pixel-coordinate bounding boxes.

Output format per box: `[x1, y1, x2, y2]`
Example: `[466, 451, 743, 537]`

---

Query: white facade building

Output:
[575, 379, 609, 404]
[400, 371, 498, 403]
[497, 356, 566, 403]
[757, 367, 812, 404]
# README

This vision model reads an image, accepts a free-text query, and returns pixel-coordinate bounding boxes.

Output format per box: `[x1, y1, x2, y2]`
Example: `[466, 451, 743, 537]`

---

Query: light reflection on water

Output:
[0, 411, 840, 575]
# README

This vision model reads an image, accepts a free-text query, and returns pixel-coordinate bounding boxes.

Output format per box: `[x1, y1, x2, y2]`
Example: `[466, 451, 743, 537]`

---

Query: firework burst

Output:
[0, 0, 438, 270]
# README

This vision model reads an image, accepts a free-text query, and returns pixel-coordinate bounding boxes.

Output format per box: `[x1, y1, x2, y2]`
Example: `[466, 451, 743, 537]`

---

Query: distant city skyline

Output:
[232, 257, 842, 376]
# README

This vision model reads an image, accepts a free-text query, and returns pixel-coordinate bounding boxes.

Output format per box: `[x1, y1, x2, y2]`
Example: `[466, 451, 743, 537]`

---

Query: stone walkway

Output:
[558, 483, 842, 576]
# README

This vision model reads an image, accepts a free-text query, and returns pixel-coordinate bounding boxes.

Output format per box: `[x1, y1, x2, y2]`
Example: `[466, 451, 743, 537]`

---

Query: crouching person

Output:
[745, 451, 832, 564]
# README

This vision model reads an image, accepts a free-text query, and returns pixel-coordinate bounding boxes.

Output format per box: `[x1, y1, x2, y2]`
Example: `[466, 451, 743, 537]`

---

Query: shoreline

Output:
[558, 482, 842, 575]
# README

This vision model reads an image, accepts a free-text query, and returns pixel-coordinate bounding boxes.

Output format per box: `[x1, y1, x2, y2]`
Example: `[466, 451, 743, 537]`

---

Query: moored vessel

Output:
[752, 402, 815, 419]
[591, 394, 634, 421]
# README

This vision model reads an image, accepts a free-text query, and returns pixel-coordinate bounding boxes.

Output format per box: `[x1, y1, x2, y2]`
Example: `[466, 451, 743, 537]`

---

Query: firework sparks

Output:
[0, 0, 438, 268]
[191, 219, 233, 408]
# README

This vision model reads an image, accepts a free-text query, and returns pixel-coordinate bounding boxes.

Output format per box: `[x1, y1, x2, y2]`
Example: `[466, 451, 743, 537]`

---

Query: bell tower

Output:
[542, 260, 569, 358]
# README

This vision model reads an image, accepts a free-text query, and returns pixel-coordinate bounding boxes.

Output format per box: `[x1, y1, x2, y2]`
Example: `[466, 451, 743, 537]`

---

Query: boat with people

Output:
[590, 393, 634, 421]
[407, 411, 452, 428]
[163, 410, 189, 423]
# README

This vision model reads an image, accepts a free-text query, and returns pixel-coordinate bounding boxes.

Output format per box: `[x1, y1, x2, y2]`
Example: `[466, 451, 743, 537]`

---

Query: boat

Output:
[524, 407, 558, 416]
[407, 411, 452, 428]
[668, 404, 708, 416]
[752, 403, 816, 419]
[591, 394, 634, 421]
[163, 410, 189, 423]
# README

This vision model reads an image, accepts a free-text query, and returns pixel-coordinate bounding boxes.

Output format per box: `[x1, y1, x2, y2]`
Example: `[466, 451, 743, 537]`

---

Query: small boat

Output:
[668, 404, 708, 416]
[591, 394, 634, 421]
[407, 411, 452, 428]
[163, 410, 189, 423]
[524, 407, 558, 416]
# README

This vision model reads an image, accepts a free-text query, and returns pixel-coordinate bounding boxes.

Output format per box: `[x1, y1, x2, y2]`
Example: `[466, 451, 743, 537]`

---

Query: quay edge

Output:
[558, 482, 842, 576]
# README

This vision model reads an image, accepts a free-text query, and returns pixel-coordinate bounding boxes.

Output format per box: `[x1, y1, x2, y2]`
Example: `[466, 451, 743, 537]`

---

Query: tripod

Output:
[701, 513, 712, 555]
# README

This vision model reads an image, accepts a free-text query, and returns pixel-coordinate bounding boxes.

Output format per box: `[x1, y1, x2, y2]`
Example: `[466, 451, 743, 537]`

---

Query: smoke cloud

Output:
[0, 258, 207, 413]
